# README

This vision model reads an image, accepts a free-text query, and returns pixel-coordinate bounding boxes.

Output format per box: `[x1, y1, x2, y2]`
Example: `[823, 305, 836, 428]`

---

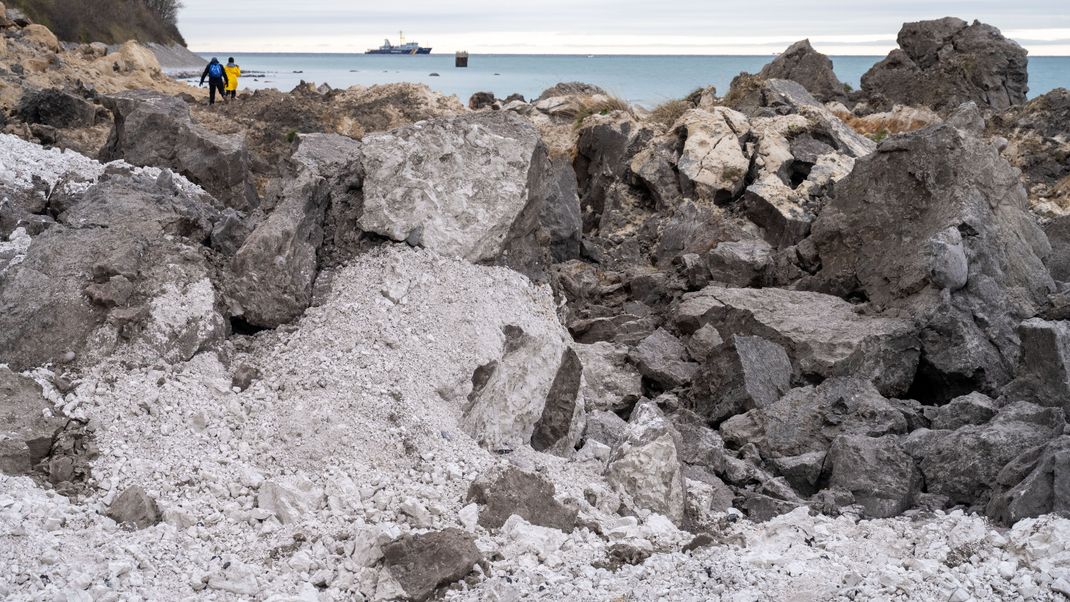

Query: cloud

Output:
[177, 0, 1070, 54]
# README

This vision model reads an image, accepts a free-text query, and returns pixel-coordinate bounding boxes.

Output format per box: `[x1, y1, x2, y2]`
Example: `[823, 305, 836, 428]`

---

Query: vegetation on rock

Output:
[8, 0, 186, 45]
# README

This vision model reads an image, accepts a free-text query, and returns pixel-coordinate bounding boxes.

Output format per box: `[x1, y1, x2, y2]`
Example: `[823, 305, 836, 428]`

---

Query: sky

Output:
[178, 0, 1070, 55]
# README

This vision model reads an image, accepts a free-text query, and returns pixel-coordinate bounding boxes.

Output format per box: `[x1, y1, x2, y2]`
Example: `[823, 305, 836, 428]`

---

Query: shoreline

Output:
[162, 53, 1070, 106]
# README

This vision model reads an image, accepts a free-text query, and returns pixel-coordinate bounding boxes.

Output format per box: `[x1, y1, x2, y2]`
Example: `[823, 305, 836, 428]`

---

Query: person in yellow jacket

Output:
[224, 57, 241, 99]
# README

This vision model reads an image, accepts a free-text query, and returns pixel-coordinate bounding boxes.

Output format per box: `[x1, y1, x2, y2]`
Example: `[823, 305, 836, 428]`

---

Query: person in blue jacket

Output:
[199, 57, 229, 105]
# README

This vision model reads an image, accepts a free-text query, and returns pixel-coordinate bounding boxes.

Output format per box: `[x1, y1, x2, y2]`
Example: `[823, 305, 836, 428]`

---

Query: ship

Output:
[366, 32, 431, 55]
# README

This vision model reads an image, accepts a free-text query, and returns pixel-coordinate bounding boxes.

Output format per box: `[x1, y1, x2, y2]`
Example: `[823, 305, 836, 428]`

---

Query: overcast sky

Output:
[178, 0, 1070, 55]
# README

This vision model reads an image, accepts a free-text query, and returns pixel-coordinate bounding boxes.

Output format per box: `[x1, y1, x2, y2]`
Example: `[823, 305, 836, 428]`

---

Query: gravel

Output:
[0, 132, 206, 197]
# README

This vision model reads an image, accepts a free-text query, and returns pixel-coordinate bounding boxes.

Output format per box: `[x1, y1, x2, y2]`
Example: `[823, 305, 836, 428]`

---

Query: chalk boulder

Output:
[359, 112, 551, 264]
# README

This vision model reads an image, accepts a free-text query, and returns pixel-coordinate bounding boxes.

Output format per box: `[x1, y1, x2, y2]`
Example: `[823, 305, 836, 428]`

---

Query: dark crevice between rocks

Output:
[713, 189, 737, 205]
[25, 419, 97, 500]
[638, 375, 671, 400]
[798, 371, 828, 390]
[788, 160, 814, 189]
[612, 396, 640, 423]
[957, 222, 980, 239]
[844, 289, 870, 305]
[230, 316, 271, 336]
[905, 358, 983, 405]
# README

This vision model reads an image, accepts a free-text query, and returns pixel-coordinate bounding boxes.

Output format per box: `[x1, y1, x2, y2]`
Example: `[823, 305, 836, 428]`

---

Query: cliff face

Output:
[7, 0, 186, 46]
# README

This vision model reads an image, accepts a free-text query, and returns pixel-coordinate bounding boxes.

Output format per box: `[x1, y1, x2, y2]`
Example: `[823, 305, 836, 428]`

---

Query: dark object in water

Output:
[456, 51, 469, 68]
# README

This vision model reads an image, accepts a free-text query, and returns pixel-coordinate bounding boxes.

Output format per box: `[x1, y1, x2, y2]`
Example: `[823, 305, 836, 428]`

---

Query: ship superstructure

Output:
[366, 32, 431, 55]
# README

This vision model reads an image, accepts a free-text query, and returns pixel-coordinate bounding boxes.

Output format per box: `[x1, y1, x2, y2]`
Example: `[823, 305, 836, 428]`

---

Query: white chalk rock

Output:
[459, 503, 480, 532]
[604, 402, 686, 524]
[359, 112, 549, 262]
[501, 515, 568, 563]
[256, 478, 324, 525]
[675, 107, 753, 203]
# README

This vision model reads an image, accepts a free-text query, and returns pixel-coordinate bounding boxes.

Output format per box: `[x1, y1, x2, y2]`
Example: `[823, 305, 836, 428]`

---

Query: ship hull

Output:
[365, 48, 432, 55]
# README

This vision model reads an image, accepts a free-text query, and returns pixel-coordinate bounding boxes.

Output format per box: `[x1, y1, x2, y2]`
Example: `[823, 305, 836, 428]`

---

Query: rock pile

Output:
[991, 88, 1070, 216]
[0, 134, 227, 371]
[3, 10, 1070, 600]
[0, 13, 193, 152]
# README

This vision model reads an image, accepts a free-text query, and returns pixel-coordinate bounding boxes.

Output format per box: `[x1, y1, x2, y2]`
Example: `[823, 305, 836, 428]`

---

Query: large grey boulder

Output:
[916, 402, 1064, 507]
[929, 392, 998, 431]
[719, 378, 911, 459]
[378, 529, 481, 602]
[101, 91, 258, 211]
[227, 134, 362, 328]
[705, 240, 773, 287]
[17, 88, 99, 129]
[629, 328, 700, 389]
[676, 286, 919, 396]
[358, 112, 551, 265]
[688, 334, 792, 424]
[810, 124, 1054, 399]
[466, 467, 578, 532]
[0, 168, 227, 370]
[825, 435, 921, 518]
[106, 486, 161, 529]
[1003, 319, 1070, 415]
[758, 40, 846, 103]
[541, 155, 582, 262]
[988, 436, 1070, 525]
[860, 18, 1029, 112]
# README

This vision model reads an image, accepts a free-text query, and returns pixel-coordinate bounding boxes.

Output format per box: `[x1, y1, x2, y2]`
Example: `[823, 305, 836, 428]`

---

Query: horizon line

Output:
[189, 50, 1070, 58]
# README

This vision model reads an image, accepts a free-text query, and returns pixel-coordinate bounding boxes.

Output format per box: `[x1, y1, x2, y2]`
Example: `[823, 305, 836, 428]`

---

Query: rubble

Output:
[2, 14, 1070, 598]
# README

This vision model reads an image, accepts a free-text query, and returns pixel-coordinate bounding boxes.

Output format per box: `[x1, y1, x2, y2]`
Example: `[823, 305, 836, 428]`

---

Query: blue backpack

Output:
[209, 63, 223, 78]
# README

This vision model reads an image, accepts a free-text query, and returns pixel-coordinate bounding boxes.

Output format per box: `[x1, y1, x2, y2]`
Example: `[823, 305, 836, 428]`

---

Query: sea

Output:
[187, 53, 1070, 108]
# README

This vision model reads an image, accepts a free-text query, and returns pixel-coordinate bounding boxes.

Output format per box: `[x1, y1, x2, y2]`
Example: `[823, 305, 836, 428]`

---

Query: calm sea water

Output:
[190, 53, 1070, 108]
